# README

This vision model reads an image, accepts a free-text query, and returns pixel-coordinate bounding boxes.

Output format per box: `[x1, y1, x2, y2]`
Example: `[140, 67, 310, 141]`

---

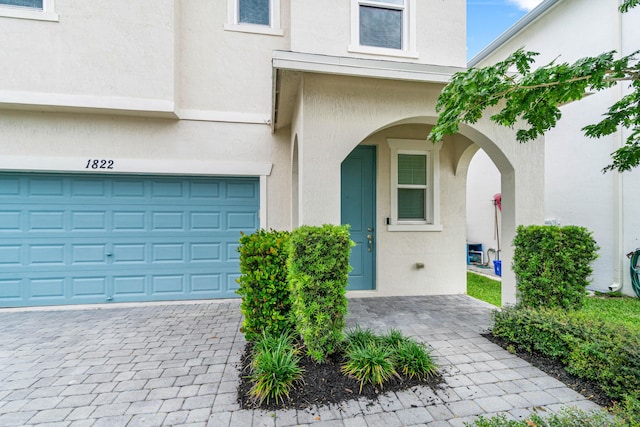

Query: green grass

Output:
[467, 272, 501, 307]
[467, 271, 640, 331]
[583, 294, 640, 333]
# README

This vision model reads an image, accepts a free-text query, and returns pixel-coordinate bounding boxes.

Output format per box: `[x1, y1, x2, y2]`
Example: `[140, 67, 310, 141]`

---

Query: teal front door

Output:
[341, 146, 376, 290]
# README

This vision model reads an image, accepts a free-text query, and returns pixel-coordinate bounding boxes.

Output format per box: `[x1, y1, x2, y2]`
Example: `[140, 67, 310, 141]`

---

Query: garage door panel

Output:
[191, 243, 221, 262]
[191, 274, 221, 293]
[190, 212, 221, 230]
[71, 211, 107, 230]
[0, 279, 21, 299]
[29, 178, 64, 196]
[30, 277, 66, 299]
[72, 277, 107, 297]
[113, 276, 146, 296]
[191, 181, 220, 198]
[0, 174, 259, 307]
[0, 211, 21, 230]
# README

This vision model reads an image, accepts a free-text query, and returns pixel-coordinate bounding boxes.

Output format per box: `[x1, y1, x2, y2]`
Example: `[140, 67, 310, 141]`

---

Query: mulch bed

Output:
[482, 333, 613, 408]
[237, 335, 613, 411]
[236, 342, 443, 410]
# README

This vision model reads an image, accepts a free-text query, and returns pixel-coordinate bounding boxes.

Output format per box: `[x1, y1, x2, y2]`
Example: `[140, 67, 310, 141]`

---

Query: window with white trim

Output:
[388, 139, 442, 231]
[349, 0, 417, 58]
[225, 0, 283, 36]
[0, 0, 57, 21]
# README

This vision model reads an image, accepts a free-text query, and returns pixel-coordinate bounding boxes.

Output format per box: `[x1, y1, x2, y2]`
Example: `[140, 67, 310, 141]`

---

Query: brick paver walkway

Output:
[0, 296, 601, 426]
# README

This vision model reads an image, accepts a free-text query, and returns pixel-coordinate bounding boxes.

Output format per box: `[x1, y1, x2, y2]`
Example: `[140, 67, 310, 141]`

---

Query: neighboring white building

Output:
[0, 0, 543, 308]
[467, 0, 640, 295]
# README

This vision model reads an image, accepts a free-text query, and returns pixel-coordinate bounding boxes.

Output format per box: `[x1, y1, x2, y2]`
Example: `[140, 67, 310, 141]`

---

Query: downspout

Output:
[609, 0, 624, 293]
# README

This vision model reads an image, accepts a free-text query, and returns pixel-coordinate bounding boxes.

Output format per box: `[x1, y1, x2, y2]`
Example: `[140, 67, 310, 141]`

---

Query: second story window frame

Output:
[349, 0, 418, 59]
[0, 0, 58, 22]
[225, 0, 283, 37]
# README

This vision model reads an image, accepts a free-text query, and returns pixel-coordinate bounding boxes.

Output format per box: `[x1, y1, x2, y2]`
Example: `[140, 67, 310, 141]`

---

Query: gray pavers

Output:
[0, 296, 604, 426]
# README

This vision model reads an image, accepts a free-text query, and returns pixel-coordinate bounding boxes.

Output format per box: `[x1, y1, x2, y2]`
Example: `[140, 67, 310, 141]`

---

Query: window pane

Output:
[368, 0, 404, 4]
[359, 5, 402, 49]
[0, 0, 43, 8]
[398, 189, 425, 220]
[239, 0, 270, 26]
[398, 154, 426, 185]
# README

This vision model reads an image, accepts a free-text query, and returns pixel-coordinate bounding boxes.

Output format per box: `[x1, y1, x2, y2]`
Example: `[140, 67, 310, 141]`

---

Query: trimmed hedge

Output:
[236, 229, 293, 342]
[513, 225, 598, 310]
[492, 306, 640, 401]
[288, 224, 353, 362]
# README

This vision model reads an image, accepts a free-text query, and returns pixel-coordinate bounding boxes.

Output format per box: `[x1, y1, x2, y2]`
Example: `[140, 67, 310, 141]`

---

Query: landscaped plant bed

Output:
[481, 333, 613, 408]
[237, 342, 444, 410]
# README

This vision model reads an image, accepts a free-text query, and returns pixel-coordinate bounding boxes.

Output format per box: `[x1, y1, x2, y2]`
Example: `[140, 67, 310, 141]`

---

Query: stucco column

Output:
[500, 138, 545, 306]
[297, 136, 343, 226]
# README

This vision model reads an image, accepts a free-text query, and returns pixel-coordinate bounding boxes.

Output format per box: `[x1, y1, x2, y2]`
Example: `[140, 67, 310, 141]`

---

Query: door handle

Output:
[366, 234, 373, 252]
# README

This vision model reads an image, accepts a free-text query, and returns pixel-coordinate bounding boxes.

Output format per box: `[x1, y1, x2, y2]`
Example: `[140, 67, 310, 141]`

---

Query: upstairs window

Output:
[350, 0, 417, 58]
[359, 0, 404, 49]
[239, 0, 269, 26]
[387, 139, 442, 231]
[1, 0, 42, 7]
[226, 0, 282, 36]
[0, 0, 57, 21]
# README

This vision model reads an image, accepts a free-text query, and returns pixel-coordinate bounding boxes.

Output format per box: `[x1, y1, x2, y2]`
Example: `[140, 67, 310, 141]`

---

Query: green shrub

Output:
[513, 225, 598, 310]
[466, 407, 625, 427]
[492, 306, 640, 401]
[249, 331, 302, 405]
[612, 392, 640, 426]
[288, 224, 353, 362]
[236, 229, 292, 342]
[392, 340, 438, 380]
[342, 342, 397, 392]
[344, 328, 439, 385]
[344, 326, 378, 351]
[380, 328, 410, 349]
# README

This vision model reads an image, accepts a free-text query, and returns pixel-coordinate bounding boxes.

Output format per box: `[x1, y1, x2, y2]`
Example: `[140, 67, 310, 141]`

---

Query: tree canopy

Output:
[428, 1, 639, 173]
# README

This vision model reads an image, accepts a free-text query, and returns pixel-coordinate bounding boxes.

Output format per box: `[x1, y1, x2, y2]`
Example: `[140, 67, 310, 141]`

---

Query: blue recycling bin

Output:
[493, 260, 502, 277]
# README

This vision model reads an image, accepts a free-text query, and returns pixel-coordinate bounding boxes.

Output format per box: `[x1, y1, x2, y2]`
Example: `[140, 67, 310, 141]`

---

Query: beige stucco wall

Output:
[0, 0, 545, 302]
[289, 0, 466, 67]
[293, 73, 544, 300]
[0, 0, 176, 101]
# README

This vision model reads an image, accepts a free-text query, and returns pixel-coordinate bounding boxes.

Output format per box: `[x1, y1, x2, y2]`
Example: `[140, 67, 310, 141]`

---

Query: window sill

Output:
[387, 223, 443, 232]
[348, 44, 419, 60]
[224, 23, 284, 36]
[0, 7, 58, 22]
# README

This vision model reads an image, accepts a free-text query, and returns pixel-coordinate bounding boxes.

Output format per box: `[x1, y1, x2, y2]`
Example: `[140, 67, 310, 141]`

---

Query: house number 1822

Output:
[85, 159, 114, 170]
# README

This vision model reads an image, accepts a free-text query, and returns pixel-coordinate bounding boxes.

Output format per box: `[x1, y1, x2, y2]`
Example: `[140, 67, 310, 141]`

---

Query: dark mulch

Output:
[237, 342, 443, 410]
[237, 335, 613, 411]
[482, 333, 613, 408]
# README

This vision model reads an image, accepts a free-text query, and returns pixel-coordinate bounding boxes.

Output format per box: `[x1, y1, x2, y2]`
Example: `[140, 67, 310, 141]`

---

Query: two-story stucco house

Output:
[0, 0, 543, 308]
[467, 0, 640, 297]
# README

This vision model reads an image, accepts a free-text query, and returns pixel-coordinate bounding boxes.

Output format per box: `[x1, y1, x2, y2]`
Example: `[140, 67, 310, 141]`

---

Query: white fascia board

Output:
[0, 90, 177, 118]
[272, 51, 464, 84]
[468, 0, 561, 68]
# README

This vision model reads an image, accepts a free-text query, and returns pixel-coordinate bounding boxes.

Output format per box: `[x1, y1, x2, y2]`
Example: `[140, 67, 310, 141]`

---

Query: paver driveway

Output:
[0, 296, 601, 426]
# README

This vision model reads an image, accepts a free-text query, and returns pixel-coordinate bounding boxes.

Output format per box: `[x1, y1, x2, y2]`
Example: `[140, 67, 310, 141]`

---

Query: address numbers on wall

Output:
[85, 159, 115, 170]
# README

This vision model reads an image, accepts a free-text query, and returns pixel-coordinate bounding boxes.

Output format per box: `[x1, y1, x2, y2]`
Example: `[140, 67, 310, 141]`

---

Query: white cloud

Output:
[507, 0, 544, 12]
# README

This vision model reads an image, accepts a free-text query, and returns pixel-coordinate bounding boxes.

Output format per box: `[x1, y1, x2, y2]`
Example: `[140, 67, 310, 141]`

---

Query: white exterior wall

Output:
[466, 150, 501, 263]
[1, 0, 176, 102]
[471, 0, 640, 294]
[289, 0, 466, 67]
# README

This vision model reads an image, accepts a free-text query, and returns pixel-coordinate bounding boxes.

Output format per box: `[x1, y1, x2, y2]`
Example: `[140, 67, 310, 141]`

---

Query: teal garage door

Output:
[0, 174, 259, 307]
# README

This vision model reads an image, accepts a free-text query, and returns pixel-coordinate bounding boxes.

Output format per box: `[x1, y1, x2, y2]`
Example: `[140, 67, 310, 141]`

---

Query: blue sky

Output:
[467, 0, 544, 61]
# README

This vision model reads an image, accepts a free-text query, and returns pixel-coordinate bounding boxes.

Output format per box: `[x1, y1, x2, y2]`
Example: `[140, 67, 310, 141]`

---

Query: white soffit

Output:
[272, 51, 465, 84]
